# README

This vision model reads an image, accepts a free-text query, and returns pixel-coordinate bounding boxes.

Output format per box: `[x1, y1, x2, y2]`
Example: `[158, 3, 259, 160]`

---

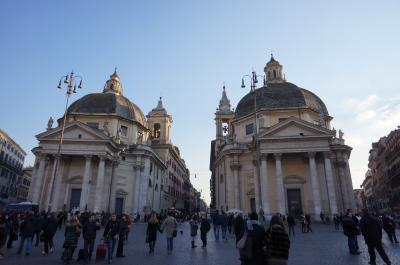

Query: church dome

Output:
[67, 70, 146, 126]
[234, 82, 329, 119]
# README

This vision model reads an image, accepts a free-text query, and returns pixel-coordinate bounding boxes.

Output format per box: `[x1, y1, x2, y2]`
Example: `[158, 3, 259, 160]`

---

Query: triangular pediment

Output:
[37, 121, 110, 141]
[258, 117, 333, 138]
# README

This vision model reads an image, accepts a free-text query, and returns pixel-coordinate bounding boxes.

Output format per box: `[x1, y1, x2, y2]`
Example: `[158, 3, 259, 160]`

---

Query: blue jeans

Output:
[348, 236, 358, 253]
[166, 237, 173, 252]
[221, 226, 227, 239]
[213, 225, 220, 240]
[17, 236, 32, 254]
[107, 238, 116, 261]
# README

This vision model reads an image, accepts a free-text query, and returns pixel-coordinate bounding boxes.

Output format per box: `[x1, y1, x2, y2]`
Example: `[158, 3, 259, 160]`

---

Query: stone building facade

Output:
[210, 55, 355, 219]
[16, 166, 32, 202]
[361, 127, 400, 212]
[0, 129, 26, 205]
[28, 70, 196, 214]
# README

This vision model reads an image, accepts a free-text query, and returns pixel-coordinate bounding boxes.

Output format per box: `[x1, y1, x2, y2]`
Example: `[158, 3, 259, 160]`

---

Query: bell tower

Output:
[215, 85, 234, 143]
[264, 54, 285, 85]
[147, 97, 172, 144]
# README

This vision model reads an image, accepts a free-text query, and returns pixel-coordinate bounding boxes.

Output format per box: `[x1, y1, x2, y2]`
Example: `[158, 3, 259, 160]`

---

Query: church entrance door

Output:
[115, 197, 124, 214]
[287, 188, 302, 218]
[69, 188, 81, 211]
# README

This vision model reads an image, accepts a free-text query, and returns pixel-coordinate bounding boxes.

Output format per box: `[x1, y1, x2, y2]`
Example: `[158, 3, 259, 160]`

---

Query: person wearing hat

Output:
[360, 209, 392, 265]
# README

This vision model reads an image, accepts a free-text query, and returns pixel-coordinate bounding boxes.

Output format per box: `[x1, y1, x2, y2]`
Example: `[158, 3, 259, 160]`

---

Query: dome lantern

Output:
[103, 68, 123, 95]
[264, 54, 284, 85]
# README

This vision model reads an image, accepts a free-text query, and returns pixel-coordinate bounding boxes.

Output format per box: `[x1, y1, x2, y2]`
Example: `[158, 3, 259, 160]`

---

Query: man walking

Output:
[212, 210, 221, 241]
[342, 210, 361, 255]
[200, 216, 210, 248]
[360, 209, 392, 265]
[287, 214, 296, 237]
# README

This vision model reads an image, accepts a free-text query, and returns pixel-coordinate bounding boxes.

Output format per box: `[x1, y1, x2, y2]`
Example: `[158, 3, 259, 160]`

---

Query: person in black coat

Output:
[360, 209, 392, 265]
[239, 212, 266, 265]
[6, 213, 18, 249]
[82, 213, 100, 260]
[0, 214, 7, 259]
[212, 211, 221, 241]
[33, 212, 43, 247]
[146, 212, 162, 254]
[342, 210, 361, 255]
[41, 213, 58, 254]
[233, 214, 245, 243]
[103, 213, 120, 264]
[220, 212, 228, 240]
[287, 214, 296, 237]
[382, 214, 398, 244]
[17, 213, 35, 256]
[200, 216, 211, 247]
[116, 215, 128, 258]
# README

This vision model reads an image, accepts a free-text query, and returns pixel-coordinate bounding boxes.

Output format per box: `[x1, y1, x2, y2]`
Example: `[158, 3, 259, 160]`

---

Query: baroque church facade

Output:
[28, 70, 199, 214]
[210, 55, 356, 219]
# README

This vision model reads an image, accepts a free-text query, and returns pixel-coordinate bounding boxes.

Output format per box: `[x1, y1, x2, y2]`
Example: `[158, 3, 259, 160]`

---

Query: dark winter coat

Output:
[220, 214, 228, 227]
[240, 221, 266, 265]
[82, 220, 100, 240]
[19, 216, 35, 237]
[146, 222, 162, 242]
[42, 216, 58, 237]
[118, 218, 129, 237]
[360, 214, 383, 245]
[32, 214, 43, 232]
[382, 217, 396, 233]
[63, 221, 80, 247]
[234, 215, 245, 236]
[0, 219, 7, 246]
[200, 219, 211, 234]
[266, 224, 290, 260]
[103, 220, 120, 240]
[287, 216, 295, 226]
[342, 215, 360, 237]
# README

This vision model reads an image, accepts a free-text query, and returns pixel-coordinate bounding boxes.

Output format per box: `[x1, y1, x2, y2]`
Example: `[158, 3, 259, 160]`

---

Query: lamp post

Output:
[47, 71, 83, 212]
[241, 71, 264, 212]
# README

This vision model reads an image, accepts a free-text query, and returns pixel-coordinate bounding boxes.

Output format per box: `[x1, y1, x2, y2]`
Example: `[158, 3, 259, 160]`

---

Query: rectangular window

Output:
[278, 118, 288, 123]
[245, 123, 254, 135]
[86, 122, 99, 129]
[120, 125, 128, 137]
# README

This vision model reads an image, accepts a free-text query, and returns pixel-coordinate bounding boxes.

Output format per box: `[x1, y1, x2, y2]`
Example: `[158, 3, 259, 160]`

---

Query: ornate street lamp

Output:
[47, 71, 83, 212]
[241, 71, 264, 213]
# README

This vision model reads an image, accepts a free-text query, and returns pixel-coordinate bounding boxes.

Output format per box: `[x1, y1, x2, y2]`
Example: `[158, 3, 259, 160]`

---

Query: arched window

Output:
[148, 179, 152, 187]
[268, 72, 271, 79]
[154, 123, 161, 138]
[110, 83, 114, 90]
[220, 174, 224, 183]
[273, 70, 277, 78]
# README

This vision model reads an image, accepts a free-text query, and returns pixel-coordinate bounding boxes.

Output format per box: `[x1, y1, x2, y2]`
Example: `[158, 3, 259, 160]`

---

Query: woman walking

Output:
[266, 215, 291, 265]
[62, 214, 81, 265]
[190, 215, 199, 248]
[146, 212, 162, 254]
[161, 211, 177, 254]
[41, 213, 58, 255]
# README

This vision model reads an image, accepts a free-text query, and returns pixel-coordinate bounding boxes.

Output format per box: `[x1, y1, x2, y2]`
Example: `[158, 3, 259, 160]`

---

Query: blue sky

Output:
[1, 0, 400, 204]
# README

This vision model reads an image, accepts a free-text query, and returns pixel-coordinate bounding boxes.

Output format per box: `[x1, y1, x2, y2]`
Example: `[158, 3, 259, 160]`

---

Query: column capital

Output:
[230, 161, 241, 170]
[52, 154, 61, 159]
[274, 153, 282, 159]
[307, 151, 316, 158]
[84, 155, 93, 160]
[98, 155, 106, 161]
[260, 153, 269, 160]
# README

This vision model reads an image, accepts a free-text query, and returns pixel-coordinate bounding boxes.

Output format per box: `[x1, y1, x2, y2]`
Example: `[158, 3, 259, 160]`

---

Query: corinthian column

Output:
[323, 152, 338, 215]
[79, 155, 92, 211]
[259, 154, 270, 215]
[93, 156, 106, 213]
[32, 154, 46, 204]
[308, 152, 321, 219]
[252, 159, 260, 212]
[274, 153, 286, 214]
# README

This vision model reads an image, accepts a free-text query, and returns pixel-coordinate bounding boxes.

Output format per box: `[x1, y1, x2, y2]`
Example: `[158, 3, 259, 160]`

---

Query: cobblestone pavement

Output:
[3, 223, 400, 265]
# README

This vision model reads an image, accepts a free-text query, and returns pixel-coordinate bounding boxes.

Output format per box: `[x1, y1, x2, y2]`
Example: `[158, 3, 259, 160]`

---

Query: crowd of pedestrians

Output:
[0, 207, 399, 265]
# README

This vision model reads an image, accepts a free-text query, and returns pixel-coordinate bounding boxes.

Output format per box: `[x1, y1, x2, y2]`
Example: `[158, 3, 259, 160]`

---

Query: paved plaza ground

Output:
[3, 223, 400, 265]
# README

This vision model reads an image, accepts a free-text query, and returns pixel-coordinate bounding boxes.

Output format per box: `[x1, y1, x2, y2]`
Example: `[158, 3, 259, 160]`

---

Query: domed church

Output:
[210, 55, 356, 219]
[28, 70, 198, 215]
